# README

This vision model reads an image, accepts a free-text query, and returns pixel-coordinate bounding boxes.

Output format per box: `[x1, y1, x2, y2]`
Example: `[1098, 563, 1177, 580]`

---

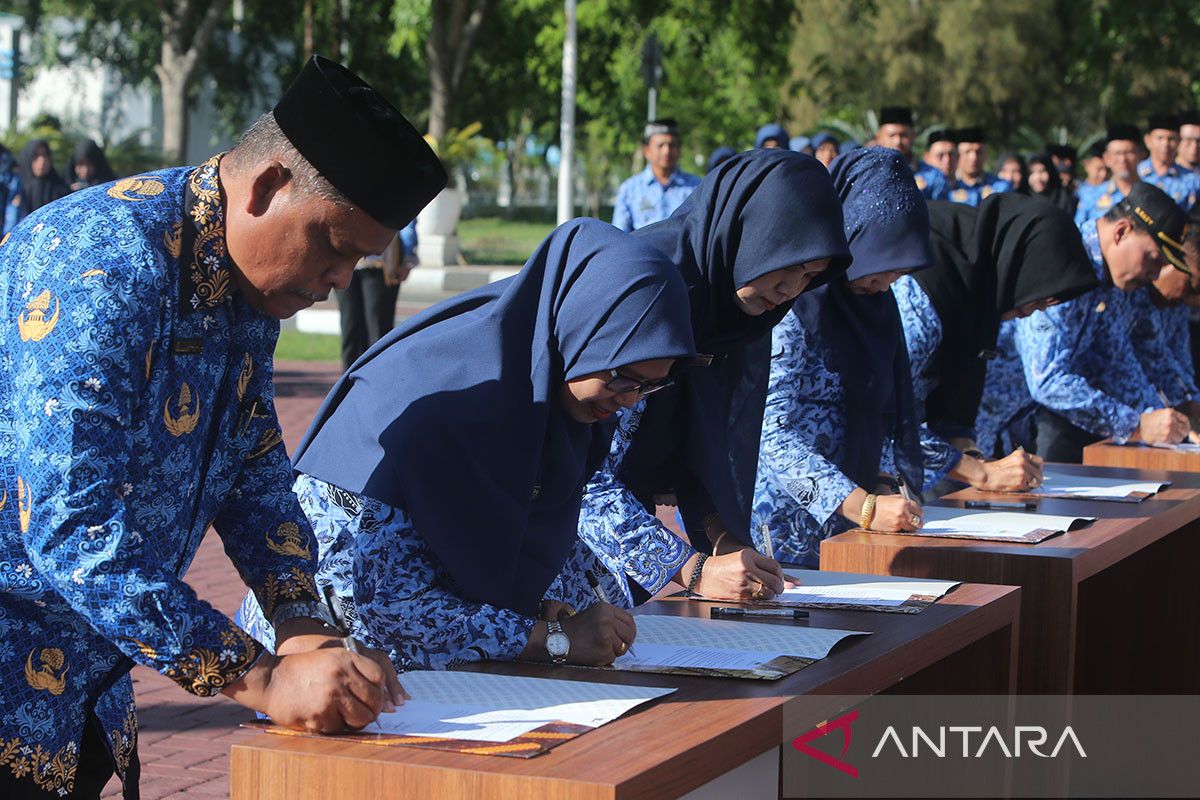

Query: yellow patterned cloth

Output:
[0, 156, 320, 795]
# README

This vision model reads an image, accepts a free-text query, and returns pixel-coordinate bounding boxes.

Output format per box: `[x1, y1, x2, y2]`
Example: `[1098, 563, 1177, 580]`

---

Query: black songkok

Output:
[1106, 124, 1141, 146]
[273, 55, 447, 229]
[879, 106, 915, 127]
[1146, 114, 1180, 133]
[955, 126, 986, 144]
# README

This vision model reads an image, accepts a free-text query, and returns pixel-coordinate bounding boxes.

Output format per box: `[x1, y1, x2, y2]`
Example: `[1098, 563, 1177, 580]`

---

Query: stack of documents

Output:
[369, 670, 674, 742]
[1028, 467, 1169, 502]
[772, 570, 960, 613]
[895, 506, 1094, 543]
[609, 614, 868, 679]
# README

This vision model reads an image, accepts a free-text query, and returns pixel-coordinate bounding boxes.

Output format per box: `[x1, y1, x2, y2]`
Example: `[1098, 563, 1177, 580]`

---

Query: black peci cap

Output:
[1046, 144, 1077, 164]
[1106, 124, 1141, 145]
[1120, 182, 1191, 274]
[955, 126, 986, 144]
[1178, 110, 1200, 128]
[1146, 114, 1180, 133]
[925, 128, 954, 146]
[273, 55, 448, 229]
[879, 106, 914, 127]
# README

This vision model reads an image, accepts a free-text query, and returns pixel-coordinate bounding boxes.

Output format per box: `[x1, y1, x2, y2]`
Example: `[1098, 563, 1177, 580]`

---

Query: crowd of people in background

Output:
[614, 108, 1200, 235]
[0, 137, 116, 235]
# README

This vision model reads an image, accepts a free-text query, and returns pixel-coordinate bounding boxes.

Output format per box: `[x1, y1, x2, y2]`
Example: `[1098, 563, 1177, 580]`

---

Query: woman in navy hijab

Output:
[753, 148, 932, 567]
[578, 149, 851, 605]
[236, 219, 695, 670]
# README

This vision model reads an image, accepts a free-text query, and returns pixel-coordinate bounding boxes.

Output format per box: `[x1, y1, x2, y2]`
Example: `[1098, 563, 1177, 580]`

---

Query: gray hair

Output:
[226, 112, 350, 205]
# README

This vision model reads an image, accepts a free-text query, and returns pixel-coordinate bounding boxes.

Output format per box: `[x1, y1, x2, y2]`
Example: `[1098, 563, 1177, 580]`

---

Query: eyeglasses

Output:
[603, 354, 714, 397]
[604, 370, 676, 397]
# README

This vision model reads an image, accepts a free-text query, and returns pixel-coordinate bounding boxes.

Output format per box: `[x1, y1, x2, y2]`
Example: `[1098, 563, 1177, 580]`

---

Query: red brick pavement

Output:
[102, 360, 344, 799]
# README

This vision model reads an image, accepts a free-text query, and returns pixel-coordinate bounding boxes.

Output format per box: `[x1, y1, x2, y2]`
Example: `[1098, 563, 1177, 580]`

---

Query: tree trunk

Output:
[154, 0, 230, 165]
[425, 0, 496, 139]
[303, 0, 314, 59]
[157, 62, 190, 165]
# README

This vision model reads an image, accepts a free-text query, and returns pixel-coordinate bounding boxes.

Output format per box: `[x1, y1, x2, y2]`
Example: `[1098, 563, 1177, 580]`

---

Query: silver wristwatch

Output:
[546, 620, 570, 664]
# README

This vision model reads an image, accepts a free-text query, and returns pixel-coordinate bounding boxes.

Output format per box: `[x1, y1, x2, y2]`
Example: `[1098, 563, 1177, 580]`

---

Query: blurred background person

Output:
[65, 138, 117, 191]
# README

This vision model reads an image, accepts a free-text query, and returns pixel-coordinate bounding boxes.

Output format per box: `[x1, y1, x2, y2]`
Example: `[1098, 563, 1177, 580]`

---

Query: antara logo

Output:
[792, 710, 1086, 777]
[871, 725, 1087, 759]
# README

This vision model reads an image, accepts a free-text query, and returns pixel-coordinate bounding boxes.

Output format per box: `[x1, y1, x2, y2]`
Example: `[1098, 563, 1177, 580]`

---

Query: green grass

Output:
[275, 329, 341, 362]
[459, 217, 555, 265]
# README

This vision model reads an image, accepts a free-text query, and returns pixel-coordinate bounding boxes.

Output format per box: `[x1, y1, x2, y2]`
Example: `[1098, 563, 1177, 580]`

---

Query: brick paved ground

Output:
[102, 360, 344, 799]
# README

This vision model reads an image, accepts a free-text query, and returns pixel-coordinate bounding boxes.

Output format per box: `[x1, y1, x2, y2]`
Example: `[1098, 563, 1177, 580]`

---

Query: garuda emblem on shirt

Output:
[164, 382, 201, 436]
[107, 176, 166, 203]
[17, 289, 60, 342]
[24, 647, 68, 695]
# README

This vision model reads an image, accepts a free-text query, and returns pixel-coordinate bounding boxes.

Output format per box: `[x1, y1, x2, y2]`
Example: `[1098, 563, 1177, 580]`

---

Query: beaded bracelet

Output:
[686, 553, 709, 596]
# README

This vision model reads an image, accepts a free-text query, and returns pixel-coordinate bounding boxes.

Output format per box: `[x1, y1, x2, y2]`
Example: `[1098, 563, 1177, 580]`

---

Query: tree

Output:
[155, 0, 230, 162]
[391, 0, 498, 139]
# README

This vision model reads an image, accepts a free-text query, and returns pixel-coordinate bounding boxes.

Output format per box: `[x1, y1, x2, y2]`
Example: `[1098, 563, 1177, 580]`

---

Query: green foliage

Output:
[458, 216, 555, 266]
[425, 121, 494, 175]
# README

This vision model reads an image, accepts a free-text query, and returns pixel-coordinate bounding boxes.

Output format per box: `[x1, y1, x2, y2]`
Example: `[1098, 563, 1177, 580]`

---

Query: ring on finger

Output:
[618, 641, 627, 654]
[910, 514, 921, 526]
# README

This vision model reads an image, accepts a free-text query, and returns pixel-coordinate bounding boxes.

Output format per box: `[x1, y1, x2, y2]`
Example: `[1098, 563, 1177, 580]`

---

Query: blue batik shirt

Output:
[913, 162, 950, 201]
[0, 156, 323, 795]
[947, 173, 1012, 206]
[1128, 290, 1198, 405]
[891, 276, 968, 488]
[576, 399, 698, 602]
[611, 166, 701, 232]
[1074, 180, 1126, 226]
[236, 474, 625, 670]
[1012, 219, 1159, 440]
[1137, 158, 1199, 211]
[976, 321, 1036, 457]
[750, 311, 900, 567]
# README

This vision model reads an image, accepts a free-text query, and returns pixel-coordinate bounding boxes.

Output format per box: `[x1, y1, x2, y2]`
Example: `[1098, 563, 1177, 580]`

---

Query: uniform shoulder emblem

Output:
[17, 289, 60, 342]
[108, 176, 166, 203]
[951, 188, 968, 203]
[915, 175, 927, 190]
[1096, 194, 1112, 209]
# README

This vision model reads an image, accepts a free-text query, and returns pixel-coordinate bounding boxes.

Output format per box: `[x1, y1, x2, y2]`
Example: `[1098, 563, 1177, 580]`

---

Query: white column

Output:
[555, 0, 577, 225]
[0, 14, 24, 136]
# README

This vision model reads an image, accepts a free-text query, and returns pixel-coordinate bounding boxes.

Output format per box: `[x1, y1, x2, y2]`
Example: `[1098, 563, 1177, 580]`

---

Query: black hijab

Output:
[66, 138, 117, 190]
[1023, 152, 1076, 214]
[915, 194, 1099, 431]
[18, 139, 69, 212]
[622, 149, 853, 544]
[793, 148, 932, 492]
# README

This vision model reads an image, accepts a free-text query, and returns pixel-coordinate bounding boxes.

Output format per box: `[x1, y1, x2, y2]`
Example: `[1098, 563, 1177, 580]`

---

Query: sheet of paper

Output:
[631, 613, 866, 659]
[1030, 467, 1169, 498]
[614, 642, 782, 672]
[371, 670, 675, 742]
[1146, 442, 1200, 453]
[918, 506, 1093, 539]
[783, 569, 959, 602]
[773, 583, 939, 607]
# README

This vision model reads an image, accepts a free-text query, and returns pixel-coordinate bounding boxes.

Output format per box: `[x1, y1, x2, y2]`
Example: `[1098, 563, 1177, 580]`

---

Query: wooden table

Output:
[230, 583, 1019, 800]
[821, 462, 1200, 694]
[1083, 439, 1200, 472]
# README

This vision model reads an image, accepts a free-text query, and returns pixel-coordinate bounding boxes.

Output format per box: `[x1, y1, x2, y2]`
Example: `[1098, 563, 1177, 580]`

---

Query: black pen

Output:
[711, 607, 809, 621]
[323, 585, 385, 731]
[587, 572, 635, 657]
[964, 500, 1037, 511]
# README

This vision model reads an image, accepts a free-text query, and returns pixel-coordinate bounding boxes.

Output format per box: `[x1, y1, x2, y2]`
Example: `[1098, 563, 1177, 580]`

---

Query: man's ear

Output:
[245, 160, 291, 217]
[1110, 217, 1131, 245]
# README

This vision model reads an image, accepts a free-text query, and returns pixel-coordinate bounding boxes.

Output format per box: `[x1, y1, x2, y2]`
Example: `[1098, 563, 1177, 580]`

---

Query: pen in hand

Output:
[323, 584, 386, 732]
[586, 571, 635, 658]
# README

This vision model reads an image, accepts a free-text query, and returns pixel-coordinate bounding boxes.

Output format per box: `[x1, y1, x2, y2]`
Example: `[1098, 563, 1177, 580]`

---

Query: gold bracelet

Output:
[860, 494, 878, 529]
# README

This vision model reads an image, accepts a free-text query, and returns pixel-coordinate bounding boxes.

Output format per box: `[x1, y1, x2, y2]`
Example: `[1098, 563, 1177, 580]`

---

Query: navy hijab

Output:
[793, 147, 932, 492]
[622, 149, 852, 544]
[293, 219, 695, 616]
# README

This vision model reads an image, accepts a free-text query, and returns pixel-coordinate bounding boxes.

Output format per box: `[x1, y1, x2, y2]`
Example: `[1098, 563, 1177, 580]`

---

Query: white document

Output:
[918, 506, 1093, 539]
[614, 642, 782, 672]
[774, 571, 959, 607]
[373, 670, 675, 742]
[1148, 442, 1200, 453]
[624, 613, 867, 666]
[1030, 467, 1169, 499]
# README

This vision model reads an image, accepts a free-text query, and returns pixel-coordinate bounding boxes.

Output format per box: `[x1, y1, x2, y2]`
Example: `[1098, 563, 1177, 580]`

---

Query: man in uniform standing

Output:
[949, 126, 1011, 206]
[1178, 112, 1200, 173]
[612, 119, 701, 232]
[1076, 124, 1142, 225]
[876, 106, 946, 200]
[1137, 115, 1199, 211]
[0, 56, 445, 797]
